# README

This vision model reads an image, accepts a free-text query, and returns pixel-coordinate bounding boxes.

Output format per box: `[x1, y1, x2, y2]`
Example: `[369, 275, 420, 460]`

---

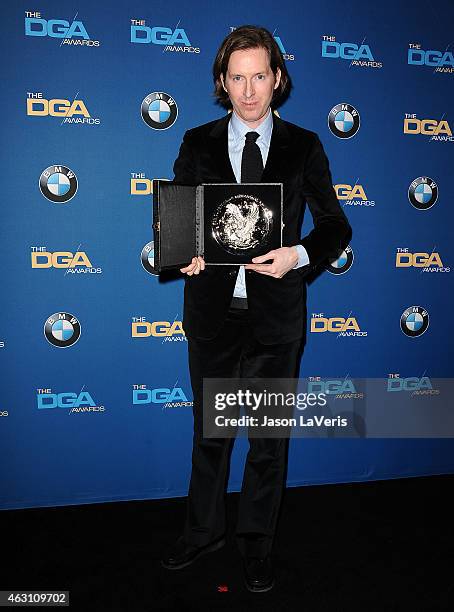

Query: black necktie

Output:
[240, 131, 263, 183]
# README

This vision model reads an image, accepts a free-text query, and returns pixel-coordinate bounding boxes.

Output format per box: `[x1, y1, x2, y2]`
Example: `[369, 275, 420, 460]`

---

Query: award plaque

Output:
[153, 181, 283, 272]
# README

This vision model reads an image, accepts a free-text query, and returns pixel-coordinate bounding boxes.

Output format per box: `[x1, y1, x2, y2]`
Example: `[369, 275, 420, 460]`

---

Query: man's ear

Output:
[220, 74, 228, 92]
[274, 68, 282, 90]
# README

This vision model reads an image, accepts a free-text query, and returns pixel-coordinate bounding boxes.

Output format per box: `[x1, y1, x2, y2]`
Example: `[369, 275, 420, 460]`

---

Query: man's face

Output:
[221, 46, 281, 129]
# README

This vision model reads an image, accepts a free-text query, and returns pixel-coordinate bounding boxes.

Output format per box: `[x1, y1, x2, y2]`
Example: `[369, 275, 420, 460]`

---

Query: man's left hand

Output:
[244, 247, 299, 278]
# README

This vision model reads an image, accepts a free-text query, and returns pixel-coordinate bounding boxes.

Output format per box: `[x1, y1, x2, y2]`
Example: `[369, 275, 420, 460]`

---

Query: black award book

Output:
[152, 180, 283, 272]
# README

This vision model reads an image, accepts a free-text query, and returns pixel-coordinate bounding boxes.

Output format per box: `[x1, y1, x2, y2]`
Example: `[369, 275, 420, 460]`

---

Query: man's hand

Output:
[180, 256, 205, 275]
[244, 247, 298, 278]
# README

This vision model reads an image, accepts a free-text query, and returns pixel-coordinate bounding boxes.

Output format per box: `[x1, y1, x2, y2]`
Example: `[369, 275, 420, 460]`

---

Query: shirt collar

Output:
[230, 108, 273, 146]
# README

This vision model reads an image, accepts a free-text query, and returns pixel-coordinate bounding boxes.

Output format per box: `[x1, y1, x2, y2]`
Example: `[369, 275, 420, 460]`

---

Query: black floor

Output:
[4, 475, 454, 611]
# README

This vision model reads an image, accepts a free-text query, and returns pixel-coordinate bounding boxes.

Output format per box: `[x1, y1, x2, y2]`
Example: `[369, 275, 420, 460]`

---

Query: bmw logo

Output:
[325, 245, 354, 274]
[141, 241, 158, 275]
[39, 165, 78, 203]
[400, 306, 429, 338]
[328, 103, 360, 138]
[141, 92, 178, 130]
[44, 312, 81, 348]
[408, 177, 438, 210]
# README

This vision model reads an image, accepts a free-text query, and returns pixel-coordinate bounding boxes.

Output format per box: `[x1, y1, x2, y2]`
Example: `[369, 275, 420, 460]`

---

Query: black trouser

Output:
[183, 306, 301, 558]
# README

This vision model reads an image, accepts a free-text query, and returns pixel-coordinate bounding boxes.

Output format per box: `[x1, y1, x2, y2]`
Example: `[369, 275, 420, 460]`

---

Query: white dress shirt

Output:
[227, 109, 310, 298]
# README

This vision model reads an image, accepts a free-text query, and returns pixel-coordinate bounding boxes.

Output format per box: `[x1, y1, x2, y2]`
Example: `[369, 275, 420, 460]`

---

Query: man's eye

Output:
[256, 74, 265, 80]
[233, 76, 242, 81]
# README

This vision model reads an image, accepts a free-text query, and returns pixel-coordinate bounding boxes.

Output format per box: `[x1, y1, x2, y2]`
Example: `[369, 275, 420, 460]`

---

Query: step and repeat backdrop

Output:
[1, 0, 453, 509]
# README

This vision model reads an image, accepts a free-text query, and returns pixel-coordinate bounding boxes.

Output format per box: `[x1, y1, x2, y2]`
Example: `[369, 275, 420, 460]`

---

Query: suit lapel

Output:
[261, 113, 290, 183]
[208, 114, 236, 182]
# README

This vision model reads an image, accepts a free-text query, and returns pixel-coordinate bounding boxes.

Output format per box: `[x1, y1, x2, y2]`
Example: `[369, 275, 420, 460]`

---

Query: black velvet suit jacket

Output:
[173, 112, 352, 345]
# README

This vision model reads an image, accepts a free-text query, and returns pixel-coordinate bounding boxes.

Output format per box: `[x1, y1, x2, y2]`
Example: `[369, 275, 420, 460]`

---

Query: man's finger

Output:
[189, 261, 200, 275]
[180, 257, 206, 274]
[245, 263, 274, 272]
[251, 251, 275, 264]
[192, 257, 204, 275]
[180, 257, 198, 274]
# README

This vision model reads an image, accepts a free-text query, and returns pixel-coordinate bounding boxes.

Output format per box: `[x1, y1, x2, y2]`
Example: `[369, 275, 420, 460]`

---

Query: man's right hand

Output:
[180, 256, 205, 275]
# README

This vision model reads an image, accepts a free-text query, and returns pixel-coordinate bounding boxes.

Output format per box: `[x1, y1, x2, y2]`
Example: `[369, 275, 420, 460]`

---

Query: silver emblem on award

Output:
[212, 194, 273, 254]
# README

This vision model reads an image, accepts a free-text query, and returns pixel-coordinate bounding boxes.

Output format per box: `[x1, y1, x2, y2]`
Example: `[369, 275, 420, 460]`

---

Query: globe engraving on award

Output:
[211, 194, 273, 254]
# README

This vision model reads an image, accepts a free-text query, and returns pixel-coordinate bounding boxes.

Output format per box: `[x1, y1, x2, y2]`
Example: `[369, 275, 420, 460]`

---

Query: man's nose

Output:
[244, 79, 254, 98]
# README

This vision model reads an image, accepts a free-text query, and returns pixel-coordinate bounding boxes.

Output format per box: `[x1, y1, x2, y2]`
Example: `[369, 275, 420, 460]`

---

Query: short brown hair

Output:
[213, 25, 291, 108]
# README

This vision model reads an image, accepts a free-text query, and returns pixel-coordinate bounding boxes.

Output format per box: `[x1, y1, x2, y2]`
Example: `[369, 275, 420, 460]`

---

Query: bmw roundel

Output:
[408, 177, 438, 210]
[39, 165, 78, 203]
[325, 245, 354, 274]
[141, 241, 158, 275]
[44, 312, 81, 347]
[400, 306, 429, 338]
[328, 103, 360, 138]
[141, 92, 178, 130]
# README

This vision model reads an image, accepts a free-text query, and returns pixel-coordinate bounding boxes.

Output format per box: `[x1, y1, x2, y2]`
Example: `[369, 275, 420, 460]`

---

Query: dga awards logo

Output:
[44, 312, 81, 347]
[395, 248, 449, 273]
[328, 103, 360, 138]
[335, 181, 375, 207]
[131, 317, 186, 342]
[141, 242, 158, 275]
[132, 384, 192, 408]
[130, 19, 200, 53]
[321, 35, 382, 68]
[39, 165, 77, 203]
[307, 376, 363, 399]
[27, 93, 100, 125]
[407, 44, 454, 74]
[36, 388, 105, 413]
[310, 313, 367, 337]
[408, 177, 438, 210]
[141, 92, 178, 130]
[400, 306, 429, 338]
[325, 246, 354, 274]
[31, 247, 102, 274]
[387, 374, 439, 396]
[403, 114, 452, 142]
[24, 10, 100, 46]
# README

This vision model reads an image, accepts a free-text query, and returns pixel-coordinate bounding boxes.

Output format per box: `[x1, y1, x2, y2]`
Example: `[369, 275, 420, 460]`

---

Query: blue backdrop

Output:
[1, 0, 453, 510]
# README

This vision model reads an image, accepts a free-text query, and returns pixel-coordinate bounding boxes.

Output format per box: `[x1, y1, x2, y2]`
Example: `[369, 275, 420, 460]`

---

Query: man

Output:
[161, 25, 351, 592]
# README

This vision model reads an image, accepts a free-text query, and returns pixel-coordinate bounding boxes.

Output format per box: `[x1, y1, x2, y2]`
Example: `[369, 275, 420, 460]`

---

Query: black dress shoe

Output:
[243, 555, 275, 592]
[161, 535, 225, 570]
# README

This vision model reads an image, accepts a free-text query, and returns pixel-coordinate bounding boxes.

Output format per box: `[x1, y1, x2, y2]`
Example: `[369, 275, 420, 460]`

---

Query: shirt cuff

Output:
[293, 244, 310, 269]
